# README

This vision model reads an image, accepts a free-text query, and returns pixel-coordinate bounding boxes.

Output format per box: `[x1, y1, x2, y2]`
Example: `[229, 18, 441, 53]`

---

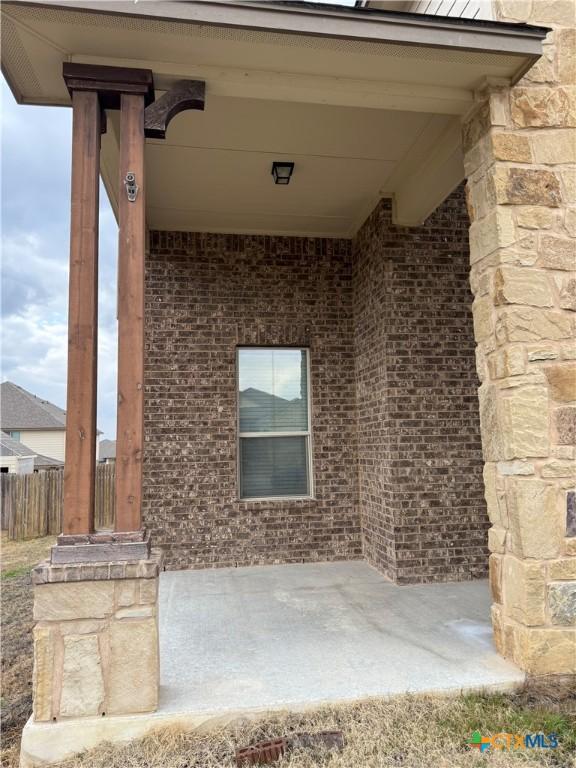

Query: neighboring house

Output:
[1, 381, 67, 462]
[2, 1, 575, 763]
[98, 439, 116, 464]
[0, 431, 63, 473]
[0, 381, 101, 463]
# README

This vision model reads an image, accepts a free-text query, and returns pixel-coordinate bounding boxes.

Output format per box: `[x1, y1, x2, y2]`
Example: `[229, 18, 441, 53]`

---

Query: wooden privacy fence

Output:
[0, 464, 115, 540]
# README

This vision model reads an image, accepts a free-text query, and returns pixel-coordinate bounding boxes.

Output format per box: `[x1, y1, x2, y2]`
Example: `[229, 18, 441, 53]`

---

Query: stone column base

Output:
[30, 549, 163, 722]
[492, 604, 576, 676]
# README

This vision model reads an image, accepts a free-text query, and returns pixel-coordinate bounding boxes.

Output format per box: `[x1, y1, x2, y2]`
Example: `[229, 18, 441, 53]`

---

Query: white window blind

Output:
[238, 348, 312, 499]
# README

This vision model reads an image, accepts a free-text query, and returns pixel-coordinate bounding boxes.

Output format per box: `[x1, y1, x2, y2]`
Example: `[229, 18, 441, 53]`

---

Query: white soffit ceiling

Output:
[1, 2, 544, 234]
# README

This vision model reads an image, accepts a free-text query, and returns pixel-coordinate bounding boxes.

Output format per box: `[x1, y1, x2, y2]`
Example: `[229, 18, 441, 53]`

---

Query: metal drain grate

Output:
[235, 737, 287, 766]
[235, 730, 344, 766]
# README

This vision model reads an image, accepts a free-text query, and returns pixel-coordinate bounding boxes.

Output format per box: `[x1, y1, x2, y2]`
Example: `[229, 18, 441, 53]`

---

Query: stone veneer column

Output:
[30, 551, 163, 721]
[462, 0, 575, 674]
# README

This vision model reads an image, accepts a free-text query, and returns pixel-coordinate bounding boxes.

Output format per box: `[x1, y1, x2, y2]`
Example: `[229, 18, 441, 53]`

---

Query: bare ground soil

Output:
[1, 534, 575, 768]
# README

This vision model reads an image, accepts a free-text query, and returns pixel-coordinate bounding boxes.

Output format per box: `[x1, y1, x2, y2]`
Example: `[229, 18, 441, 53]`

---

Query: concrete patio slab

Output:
[160, 560, 525, 713]
[21, 561, 526, 767]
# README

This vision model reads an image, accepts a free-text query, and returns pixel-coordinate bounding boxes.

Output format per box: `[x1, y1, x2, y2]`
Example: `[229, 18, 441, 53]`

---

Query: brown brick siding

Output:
[353, 188, 489, 584]
[144, 188, 488, 581]
[144, 232, 362, 569]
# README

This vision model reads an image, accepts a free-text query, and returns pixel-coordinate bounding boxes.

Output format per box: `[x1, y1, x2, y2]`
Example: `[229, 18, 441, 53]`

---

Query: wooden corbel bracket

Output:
[144, 80, 205, 139]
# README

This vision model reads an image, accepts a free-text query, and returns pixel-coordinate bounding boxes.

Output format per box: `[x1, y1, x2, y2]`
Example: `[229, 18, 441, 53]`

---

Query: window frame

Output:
[236, 346, 314, 502]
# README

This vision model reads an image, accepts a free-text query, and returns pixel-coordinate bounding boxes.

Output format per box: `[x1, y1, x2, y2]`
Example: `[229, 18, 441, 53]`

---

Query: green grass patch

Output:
[1, 565, 31, 580]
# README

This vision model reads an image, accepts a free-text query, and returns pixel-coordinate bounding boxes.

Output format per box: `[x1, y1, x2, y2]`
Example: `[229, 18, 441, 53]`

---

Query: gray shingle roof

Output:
[0, 431, 36, 457]
[0, 431, 63, 467]
[0, 381, 66, 430]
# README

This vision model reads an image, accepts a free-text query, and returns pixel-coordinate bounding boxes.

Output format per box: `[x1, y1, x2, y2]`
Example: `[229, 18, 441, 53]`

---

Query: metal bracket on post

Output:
[124, 172, 138, 202]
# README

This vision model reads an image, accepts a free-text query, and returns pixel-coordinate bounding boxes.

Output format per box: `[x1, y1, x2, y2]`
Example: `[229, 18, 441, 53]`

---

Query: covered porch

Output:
[22, 562, 524, 765]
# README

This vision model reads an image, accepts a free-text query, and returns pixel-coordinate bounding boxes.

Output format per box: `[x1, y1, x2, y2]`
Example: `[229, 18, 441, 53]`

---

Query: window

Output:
[238, 347, 312, 499]
[9, 431, 20, 441]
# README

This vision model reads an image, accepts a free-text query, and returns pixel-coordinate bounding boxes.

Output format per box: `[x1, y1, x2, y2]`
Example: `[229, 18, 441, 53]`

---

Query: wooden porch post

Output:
[115, 93, 146, 532]
[62, 90, 101, 535]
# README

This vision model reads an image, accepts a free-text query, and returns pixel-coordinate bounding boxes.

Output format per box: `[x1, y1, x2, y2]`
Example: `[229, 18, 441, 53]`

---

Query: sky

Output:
[1, 77, 119, 439]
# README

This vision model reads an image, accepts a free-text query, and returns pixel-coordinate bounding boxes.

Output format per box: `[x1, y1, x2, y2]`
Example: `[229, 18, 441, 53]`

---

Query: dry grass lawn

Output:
[1, 533, 55, 768]
[57, 682, 576, 768]
[1, 534, 575, 768]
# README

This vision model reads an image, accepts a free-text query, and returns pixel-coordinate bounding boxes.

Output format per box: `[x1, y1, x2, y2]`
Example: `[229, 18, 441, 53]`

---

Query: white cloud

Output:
[1, 78, 119, 438]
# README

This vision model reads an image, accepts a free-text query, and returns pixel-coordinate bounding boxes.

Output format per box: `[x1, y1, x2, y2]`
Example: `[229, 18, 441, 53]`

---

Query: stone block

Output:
[498, 307, 573, 343]
[115, 606, 155, 619]
[497, 460, 534, 476]
[493, 167, 562, 207]
[58, 620, 105, 636]
[479, 385, 549, 461]
[567, 490, 576, 537]
[541, 460, 575, 478]
[549, 559, 576, 581]
[488, 347, 526, 379]
[34, 582, 114, 621]
[545, 364, 576, 402]
[515, 206, 555, 230]
[479, 384, 504, 461]
[491, 603, 506, 657]
[483, 462, 507, 527]
[527, 0, 576, 26]
[115, 580, 137, 608]
[491, 132, 531, 163]
[548, 582, 576, 626]
[559, 277, 576, 311]
[489, 554, 503, 603]
[502, 555, 546, 626]
[501, 386, 549, 459]
[472, 296, 494, 342]
[468, 207, 516, 263]
[498, 0, 532, 21]
[511, 87, 576, 129]
[539, 236, 576, 271]
[498, 371, 547, 389]
[488, 526, 507, 554]
[521, 54, 555, 85]
[557, 28, 576, 85]
[140, 578, 158, 604]
[32, 626, 56, 722]
[561, 168, 576, 205]
[462, 100, 491, 155]
[531, 131, 576, 165]
[553, 445, 575, 459]
[527, 347, 558, 362]
[555, 406, 576, 444]
[565, 209, 576, 238]
[494, 266, 554, 307]
[107, 618, 159, 715]
[516, 626, 576, 675]
[507, 477, 563, 559]
[60, 634, 105, 718]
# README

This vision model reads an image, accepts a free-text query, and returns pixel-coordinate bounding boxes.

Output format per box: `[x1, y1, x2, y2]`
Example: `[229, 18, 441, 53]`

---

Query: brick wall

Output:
[353, 187, 489, 584]
[144, 232, 362, 569]
[145, 189, 488, 580]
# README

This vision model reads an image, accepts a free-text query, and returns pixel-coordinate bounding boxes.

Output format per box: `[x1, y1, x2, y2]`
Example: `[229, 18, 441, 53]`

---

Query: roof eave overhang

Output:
[35, 0, 548, 57]
[1, 1, 550, 230]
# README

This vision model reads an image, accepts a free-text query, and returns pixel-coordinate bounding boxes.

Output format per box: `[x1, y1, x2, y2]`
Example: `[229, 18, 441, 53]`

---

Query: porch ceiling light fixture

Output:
[271, 162, 294, 185]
